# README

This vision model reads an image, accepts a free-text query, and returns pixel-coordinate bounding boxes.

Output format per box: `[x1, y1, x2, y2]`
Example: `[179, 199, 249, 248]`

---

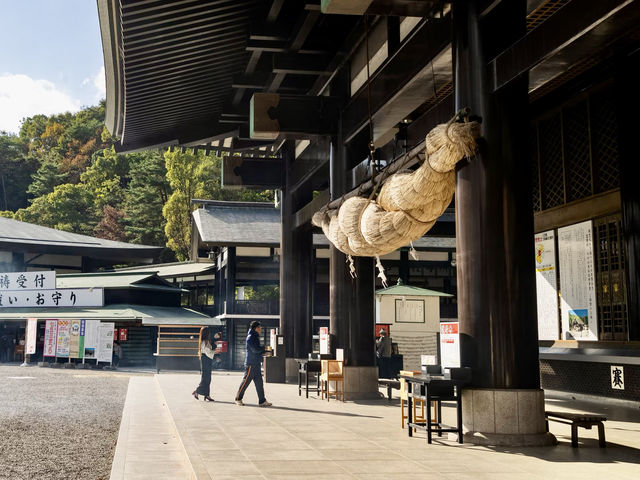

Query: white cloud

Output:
[83, 66, 106, 102]
[0, 73, 81, 134]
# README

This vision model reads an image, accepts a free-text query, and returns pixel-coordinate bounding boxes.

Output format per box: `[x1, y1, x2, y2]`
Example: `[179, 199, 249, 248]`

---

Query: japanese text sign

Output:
[0, 288, 103, 308]
[0, 271, 55, 291]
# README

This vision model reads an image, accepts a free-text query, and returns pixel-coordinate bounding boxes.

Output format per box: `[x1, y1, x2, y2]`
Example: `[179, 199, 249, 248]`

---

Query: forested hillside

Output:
[0, 103, 271, 261]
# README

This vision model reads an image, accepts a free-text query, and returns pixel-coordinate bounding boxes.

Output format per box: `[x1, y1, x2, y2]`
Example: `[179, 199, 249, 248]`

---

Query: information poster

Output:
[43, 320, 58, 357]
[440, 322, 460, 368]
[26, 318, 38, 355]
[69, 319, 82, 358]
[56, 320, 71, 357]
[97, 322, 115, 363]
[395, 299, 425, 323]
[558, 221, 598, 341]
[534, 230, 559, 340]
[83, 320, 99, 359]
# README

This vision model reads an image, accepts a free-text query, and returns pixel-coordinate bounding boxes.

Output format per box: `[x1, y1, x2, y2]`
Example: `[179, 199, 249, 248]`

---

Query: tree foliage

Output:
[0, 104, 274, 262]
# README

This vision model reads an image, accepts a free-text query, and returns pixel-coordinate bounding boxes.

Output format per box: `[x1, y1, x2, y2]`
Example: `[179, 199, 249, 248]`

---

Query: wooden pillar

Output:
[399, 249, 409, 284]
[280, 141, 314, 358]
[329, 137, 352, 355]
[452, 0, 540, 389]
[615, 49, 640, 341]
[214, 268, 223, 316]
[225, 247, 236, 315]
[350, 257, 375, 366]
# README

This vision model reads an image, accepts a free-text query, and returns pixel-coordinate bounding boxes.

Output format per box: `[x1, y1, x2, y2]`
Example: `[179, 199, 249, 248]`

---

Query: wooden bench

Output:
[545, 410, 607, 448]
[378, 379, 400, 402]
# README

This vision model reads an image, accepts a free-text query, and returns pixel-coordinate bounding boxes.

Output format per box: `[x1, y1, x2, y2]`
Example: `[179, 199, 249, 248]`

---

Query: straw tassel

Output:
[375, 255, 388, 288]
[346, 255, 357, 278]
[409, 242, 419, 261]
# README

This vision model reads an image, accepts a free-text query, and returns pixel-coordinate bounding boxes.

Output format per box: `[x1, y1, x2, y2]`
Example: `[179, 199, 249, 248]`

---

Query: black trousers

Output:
[235, 364, 265, 403]
[195, 355, 212, 396]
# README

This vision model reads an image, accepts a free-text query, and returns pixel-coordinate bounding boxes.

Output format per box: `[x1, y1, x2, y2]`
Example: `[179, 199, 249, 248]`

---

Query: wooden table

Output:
[296, 358, 321, 398]
[401, 374, 466, 444]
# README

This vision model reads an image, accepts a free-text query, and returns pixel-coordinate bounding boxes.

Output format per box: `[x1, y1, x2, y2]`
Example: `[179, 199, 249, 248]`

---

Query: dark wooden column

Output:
[225, 247, 236, 314]
[214, 268, 222, 316]
[399, 249, 409, 284]
[615, 49, 640, 341]
[280, 141, 314, 358]
[329, 137, 352, 354]
[453, 0, 540, 389]
[350, 256, 375, 366]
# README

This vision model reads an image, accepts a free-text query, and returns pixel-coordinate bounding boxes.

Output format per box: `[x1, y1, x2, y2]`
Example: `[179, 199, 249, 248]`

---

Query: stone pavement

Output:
[114, 372, 640, 480]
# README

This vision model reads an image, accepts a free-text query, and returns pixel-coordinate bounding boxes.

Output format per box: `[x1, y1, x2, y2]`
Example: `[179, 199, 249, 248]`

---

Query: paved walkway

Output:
[110, 376, 194, 480]
[117, 372, 640, 480]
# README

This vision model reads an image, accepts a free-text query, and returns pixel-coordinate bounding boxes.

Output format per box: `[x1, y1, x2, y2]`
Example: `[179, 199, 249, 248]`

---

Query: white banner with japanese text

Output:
[56, 320, 71, 358]
[534, 230, 559, 340]
[43, 319, 58, 357]
[83, 320, 99, 359]
[0, 288, 103, 308]
[0, 271, 55, 291]
[26, 318, 38, 355]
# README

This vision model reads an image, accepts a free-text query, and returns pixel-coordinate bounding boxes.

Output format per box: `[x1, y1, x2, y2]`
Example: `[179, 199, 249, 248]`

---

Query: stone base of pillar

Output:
[462, 388, 557, 446]
[343, 366, 381, 401]
[285, 358, 299, 384]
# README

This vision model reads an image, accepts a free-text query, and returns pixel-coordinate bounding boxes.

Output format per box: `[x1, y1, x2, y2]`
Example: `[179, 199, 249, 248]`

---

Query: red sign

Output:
[215, 340, 227, 353]
[119, 328, 128, 341]
[440, 323, 458, 335]
[113, 329, 118, 341]
[375, 324, 390, 337]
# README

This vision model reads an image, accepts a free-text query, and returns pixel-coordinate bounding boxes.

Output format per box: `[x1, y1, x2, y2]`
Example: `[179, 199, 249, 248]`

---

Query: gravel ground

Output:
[0, 365, 131, 480]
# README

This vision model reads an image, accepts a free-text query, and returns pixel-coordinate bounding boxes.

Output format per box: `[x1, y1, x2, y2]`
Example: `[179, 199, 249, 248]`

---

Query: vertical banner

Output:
[56, 320, 71, 357]
[97, 322, 115, 363]
[69, 319, 82, 358]
[440, 322, 460, 368]
[79, 320, 86, 359]
[534, 230, 560, 340]
[83, 320, 99, 359]
[119, 328, 128, 342]
[26, 318, 38, 355]
[43, 319, 58, 357]
[558, 221, 598, 340]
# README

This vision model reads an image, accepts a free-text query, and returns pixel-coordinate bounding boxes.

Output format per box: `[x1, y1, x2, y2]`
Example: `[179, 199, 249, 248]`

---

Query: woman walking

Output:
[192, 327, 217, 401]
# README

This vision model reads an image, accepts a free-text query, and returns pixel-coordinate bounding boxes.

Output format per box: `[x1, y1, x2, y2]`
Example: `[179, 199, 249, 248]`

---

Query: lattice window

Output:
[594, 215, 628, 341]
[539, 114, 564, 209]
[590, 89, 620, 193]
[530, 129, 541, 212]
[563, 101, 592, 202]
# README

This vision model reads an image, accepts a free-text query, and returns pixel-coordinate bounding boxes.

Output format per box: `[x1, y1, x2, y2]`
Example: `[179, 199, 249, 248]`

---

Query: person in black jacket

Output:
[235, 321, 272, 407]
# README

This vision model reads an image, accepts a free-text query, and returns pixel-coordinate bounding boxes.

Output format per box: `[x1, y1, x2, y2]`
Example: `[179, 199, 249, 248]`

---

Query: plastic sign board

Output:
[319, 327, 329, 354]
[43, 320, 58, 357]
[83, 320, 99, 359]
[0, 271, 55, 291]
[534, 230, 560, 340]
[96, 322, 115, 363]
[56, 320, 71, 358]
[0, 288, 104, 308]
[26, 318, 37, 355]
[440, 322, 460, 368]
[558, 221, 598, 340]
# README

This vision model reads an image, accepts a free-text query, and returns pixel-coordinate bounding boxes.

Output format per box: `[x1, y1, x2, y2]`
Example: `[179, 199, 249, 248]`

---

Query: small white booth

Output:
[375, 279, 452, 371]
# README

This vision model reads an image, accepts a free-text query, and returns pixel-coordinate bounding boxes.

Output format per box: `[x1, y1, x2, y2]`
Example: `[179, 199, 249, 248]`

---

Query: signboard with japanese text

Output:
[97, 322, 115, 363]
[0, 288, 103, 308]
[26, 318, 38, 355]
[534, 230, 559, 340]
[0, 271, 55, 291]
[56, 320, 71, 358]
[395, 299, 425, 323]
[558, 221, 598, 341]
[440, 322, 460, 368]
[119, 328, 127, 342]
[69, 319, 82, 358]
[83, 320, 99, 359]
[43, 320, 58, 357]
[611, 365, 625, 390]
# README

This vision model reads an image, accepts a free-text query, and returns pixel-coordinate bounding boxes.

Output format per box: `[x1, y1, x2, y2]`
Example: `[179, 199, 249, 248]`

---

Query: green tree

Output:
[81, 147, 129, 214]
[15, 183, 96, 235]
[0, 133, 37, 211]
[27, 151, 69, 199]
[124, 150, 169, 246]
[94, 205, 127, 241]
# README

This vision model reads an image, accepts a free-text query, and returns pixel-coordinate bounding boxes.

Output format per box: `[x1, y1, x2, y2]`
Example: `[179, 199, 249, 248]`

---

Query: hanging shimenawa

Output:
[312, 115, 481, 286]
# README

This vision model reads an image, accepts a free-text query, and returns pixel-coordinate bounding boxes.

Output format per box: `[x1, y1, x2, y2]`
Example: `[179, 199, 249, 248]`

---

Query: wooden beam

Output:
[321, 0, 373, 15]
[222, 156, 283, 189]
[295, 190, 330, 231]
[273, 54, 332, 75]
[491, 0, 636, 91]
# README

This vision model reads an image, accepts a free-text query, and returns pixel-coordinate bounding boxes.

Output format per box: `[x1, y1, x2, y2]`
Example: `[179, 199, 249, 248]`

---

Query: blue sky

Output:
[0, 0, 105, 133]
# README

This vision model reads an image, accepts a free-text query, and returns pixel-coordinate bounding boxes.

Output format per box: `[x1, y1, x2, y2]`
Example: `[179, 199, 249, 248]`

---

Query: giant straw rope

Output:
[312, 118, 480, 283]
